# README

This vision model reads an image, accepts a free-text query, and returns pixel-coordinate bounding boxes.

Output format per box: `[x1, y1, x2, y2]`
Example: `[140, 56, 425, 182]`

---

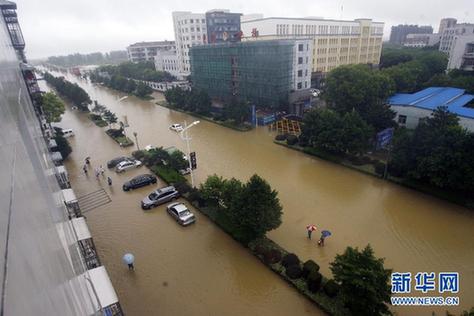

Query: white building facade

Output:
[172, 11, 208, 77]
[154, 50, 180, 78]
[126, 41, 175, 63]
[241, 17, 384, 73]
[439, 23, 474, 71]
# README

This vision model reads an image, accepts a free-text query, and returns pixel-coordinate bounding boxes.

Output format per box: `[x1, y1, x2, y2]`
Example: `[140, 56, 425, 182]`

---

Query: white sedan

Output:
[115, 159, 142, 173]
[166, 202, 196, 226]
[169, 123, 183, 132]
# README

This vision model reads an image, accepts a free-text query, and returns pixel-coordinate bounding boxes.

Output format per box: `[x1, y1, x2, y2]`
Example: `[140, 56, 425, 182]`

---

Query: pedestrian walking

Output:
[85, 157, 91, 165]
[83, 165, 88, 174]
[100, 165, 105, 175]
[107, 177, 112, 186]
[128, 263, 134, 270]
[317, 236, 325, 246]
[306, 224, 317, 239]
[95, 168, 100, 179]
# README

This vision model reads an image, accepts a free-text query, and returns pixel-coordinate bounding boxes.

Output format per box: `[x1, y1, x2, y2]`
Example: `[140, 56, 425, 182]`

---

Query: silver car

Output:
[166, 202, 195, 226]
[115, 159, 142, 173]
[141, 186, 180, 210]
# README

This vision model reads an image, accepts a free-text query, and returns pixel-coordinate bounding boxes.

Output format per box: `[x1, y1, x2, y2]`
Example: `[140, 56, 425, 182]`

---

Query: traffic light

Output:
[190, 151, 197, 170]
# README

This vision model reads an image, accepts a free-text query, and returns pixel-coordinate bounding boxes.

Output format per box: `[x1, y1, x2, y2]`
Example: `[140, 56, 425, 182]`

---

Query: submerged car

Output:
[141, 186, 180, 210]
[169, 123, 183, 132]
[115, 159, 142, 173]
[107, 156, 131, 168]
[166, 202, 196, 226]
[122, 174, 157, 191]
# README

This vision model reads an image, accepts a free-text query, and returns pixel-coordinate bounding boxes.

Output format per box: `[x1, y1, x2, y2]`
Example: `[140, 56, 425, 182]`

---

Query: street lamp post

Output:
[133, 132, 139, 151]
[180, 120, 200, 188]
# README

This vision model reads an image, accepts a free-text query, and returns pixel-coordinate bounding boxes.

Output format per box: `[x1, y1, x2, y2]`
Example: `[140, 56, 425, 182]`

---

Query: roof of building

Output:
[127, 41, 175, 48]
[241, 16, 384, 25]
[388, 87, 474, 119]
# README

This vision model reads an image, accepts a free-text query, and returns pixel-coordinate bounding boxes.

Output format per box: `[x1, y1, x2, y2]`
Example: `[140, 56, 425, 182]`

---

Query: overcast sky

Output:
[15, 0, 472, 59]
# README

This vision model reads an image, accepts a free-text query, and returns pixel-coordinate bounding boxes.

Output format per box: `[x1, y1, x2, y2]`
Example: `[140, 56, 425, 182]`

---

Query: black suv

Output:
[122, 174, 157, 191]
[107, 156, 131, 168]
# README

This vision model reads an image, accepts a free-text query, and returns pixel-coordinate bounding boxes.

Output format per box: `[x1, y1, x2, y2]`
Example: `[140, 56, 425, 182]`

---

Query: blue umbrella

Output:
[122, 253, 135, 265]
[321, 230, 332, 238]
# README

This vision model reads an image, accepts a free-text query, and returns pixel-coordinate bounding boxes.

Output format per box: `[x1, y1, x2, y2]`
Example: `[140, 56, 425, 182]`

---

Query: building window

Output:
[398, 115, 407, 124]
[190, 19, 193, 23]
[298, 70, 303, 77]
[298, 44, 304, 51]
[297, 82, 302, 89]
[298, 57, 303, 64]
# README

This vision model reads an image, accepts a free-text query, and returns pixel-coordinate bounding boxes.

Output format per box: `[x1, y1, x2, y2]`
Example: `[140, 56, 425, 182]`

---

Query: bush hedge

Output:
[307, 271, 323, 293]
[302, 260, 320, 278]
[285, 264, 303, 279]
[175, 181, 192, 194]
[151, 165, 185, 184]
[323, 279, 340, 297]
[282, 253, 300, 268]
[275, 134, 288, 141]
[374, 161, 386, 176]
[263, 248, 282, 264]
[286, 134, 298, 146]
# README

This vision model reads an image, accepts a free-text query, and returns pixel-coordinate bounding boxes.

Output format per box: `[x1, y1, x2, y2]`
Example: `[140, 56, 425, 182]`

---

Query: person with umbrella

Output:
[318, 230, 332, 246]
[306, 224, 317, 239]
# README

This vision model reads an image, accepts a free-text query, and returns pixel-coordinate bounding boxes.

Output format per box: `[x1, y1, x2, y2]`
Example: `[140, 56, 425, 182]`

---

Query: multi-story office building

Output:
[154, 49, 181, 78]
[240, 17, 384, 75]
[0, 1, 122, 314]
[126, 40, 175, 63]
[190, 39, 312, 108]
[389, 24, 433, 45]
[206, 9, 242, 43]
[439, 21, 474, 71]
[439, 22, 474, 53]
[403, 33, 441, 47]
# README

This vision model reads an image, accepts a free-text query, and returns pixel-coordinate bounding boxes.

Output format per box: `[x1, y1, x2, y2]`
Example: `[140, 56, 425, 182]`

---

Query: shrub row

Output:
[247, 238, 347, 315]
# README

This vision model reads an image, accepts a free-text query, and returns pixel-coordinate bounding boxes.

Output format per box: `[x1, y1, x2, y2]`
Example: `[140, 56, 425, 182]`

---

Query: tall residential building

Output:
[0, 1, 122, 314]
[172, 9, 242, 78]
[389, 24, 433, 45]
[206, 9, 242, 43]
[439, 22, 474, 53]
[126, 40, 175, 63]
[190, 39, 312, 108]
[172, 11, 208, 77]
[240, 17, 384, 75]
[438, 18, 457, 35]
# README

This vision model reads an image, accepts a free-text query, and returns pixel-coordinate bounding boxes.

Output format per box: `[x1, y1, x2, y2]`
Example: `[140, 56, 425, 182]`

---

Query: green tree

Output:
[54, 134, 72, 159]
[135, 82, 153, 98]
[224, 99, 250, 124]
[301, 109, 372, 155]
[102, 110, 118, 128]
[230, 175, 282, 243]
[41, 92, 65, 123]
[168, 150, 188, 171]
[324, 64, 396, 130]
[330, 245, 392, 316]
[390, 107, 474, 192]
[199, 175, 226, 207]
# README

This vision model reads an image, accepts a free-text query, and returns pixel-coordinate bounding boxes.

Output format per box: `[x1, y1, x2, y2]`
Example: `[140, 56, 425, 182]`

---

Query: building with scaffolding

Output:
[190, 39, 312, 108]
[0, 1, 122, 315]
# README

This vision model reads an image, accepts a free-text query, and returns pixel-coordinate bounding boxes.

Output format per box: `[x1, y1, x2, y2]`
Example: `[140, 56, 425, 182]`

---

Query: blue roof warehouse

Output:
[388, 87, 474, 131]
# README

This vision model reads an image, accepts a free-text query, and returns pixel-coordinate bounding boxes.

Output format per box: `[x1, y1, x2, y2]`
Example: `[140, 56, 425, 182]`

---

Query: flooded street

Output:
[42, 72, 474, 315]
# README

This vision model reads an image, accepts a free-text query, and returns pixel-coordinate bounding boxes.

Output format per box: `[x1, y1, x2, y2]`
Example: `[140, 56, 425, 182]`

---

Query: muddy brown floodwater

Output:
[41, 72, 474, 315]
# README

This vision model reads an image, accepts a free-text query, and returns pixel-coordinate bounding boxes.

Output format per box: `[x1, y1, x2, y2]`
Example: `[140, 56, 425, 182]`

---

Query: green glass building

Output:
[190, 40, 294, 108]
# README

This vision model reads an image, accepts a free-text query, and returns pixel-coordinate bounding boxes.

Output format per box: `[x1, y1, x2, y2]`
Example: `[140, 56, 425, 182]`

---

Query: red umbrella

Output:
[306, 225, 317, 232]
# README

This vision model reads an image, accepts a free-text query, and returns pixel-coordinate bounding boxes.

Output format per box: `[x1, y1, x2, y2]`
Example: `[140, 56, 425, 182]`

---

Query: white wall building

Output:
[172, 11, 208, 77]
[241, 17, 384, 73]
[126, 41, 175, 63]
[154, 50, 180, 78]
[439, 22, 474, 71]
[291, 39, 313, 90]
